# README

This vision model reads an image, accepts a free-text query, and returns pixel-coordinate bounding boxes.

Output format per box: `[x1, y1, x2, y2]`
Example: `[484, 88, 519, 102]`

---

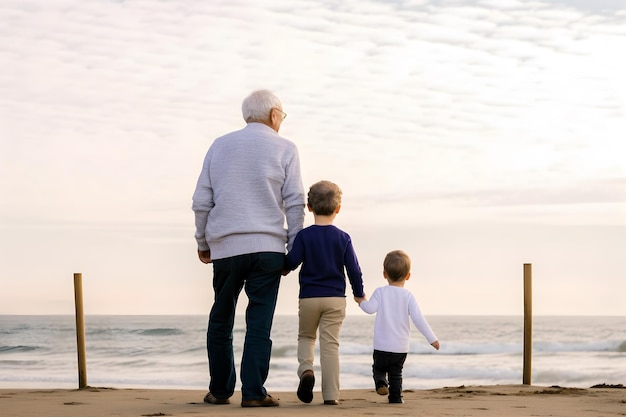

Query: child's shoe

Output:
[375, 382, 389, 396]
[297, 370, 315, 403]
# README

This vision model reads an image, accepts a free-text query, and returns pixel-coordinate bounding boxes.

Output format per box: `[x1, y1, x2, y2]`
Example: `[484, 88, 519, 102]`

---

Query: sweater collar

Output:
[245, 122, 277, 134]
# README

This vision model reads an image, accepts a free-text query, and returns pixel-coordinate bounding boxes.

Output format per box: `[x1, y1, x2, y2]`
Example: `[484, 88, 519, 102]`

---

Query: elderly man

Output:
[192, 89, 305, 407]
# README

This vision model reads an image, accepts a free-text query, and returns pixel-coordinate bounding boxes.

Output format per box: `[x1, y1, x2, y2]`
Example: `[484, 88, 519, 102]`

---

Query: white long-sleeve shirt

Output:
[359, 285, 437, 353]
[192, 122, 305, 259]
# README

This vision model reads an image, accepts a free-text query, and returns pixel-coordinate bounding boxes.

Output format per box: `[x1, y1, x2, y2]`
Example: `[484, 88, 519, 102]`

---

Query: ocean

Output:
[1, 315, 624, 391]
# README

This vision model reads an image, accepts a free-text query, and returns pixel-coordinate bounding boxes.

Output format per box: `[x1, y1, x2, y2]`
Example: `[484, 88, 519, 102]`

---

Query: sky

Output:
[1, 0, 625, 316]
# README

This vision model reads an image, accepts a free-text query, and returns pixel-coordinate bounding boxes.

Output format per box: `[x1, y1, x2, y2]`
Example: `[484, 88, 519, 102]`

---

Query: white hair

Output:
[241, 89, 282, 123]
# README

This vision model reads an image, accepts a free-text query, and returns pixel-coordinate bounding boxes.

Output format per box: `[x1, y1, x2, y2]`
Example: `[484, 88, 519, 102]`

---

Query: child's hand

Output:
[354, 295, 366, 304]
[431, 340, 440, 350]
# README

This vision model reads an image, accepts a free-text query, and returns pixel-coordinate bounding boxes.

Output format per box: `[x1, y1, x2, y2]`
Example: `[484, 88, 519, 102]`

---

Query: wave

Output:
[403, 340, 626, 355]
[133, 328, 184, 336]
[534, 340, 625, 353]
[279, 340, 626, 357]
[87, 327, 184, 336]
[178, 346, 205, 354]
[271, 344, 297, 358]
[0, 345, 40, 353]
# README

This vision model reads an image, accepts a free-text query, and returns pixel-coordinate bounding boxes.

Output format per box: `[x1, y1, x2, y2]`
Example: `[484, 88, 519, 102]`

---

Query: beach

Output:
[2, 385, 625, 417]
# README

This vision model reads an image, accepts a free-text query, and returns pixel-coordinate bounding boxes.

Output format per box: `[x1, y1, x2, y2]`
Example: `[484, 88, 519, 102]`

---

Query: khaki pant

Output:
[297, 297, 346, 401]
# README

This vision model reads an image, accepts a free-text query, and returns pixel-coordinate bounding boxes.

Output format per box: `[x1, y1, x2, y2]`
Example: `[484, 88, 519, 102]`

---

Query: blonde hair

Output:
[383, 250, 411, 282]
[307, 180, 342, 215]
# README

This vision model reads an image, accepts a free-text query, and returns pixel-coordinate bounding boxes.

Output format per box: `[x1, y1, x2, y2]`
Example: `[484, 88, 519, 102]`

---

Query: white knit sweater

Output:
[360, 286, 438, 353]
[192, 123, 305, 259]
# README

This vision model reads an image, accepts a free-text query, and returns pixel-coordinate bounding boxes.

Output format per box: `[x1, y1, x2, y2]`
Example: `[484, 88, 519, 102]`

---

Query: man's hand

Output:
[198, 250, 212, 264]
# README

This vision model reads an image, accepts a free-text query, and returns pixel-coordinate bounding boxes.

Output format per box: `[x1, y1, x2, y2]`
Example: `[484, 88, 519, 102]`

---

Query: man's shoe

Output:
[203, 392, 230, 404]
[324, 399, 339, 405]
[376, 384, 389, 395]
[297, 370, 315, 403]
[241, 394, 279, 407]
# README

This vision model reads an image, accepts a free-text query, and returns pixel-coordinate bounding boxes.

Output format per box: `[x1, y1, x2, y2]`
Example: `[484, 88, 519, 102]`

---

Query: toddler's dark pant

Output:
[372, 350, 407, 402]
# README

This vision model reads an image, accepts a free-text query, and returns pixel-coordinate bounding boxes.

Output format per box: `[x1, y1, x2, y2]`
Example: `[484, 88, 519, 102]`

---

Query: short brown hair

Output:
[307, 180, 342, 215]
[383, 250, 411, 282]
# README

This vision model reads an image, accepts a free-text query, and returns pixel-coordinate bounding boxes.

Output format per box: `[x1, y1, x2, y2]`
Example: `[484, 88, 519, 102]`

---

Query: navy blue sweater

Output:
[285, 225, 365, 299]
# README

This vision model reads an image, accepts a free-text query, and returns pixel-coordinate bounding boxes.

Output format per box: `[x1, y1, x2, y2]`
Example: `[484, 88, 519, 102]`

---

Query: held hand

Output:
[198, 250, 212, 264]
[431, 340, 440, 350]
[354, 295, 366, 305]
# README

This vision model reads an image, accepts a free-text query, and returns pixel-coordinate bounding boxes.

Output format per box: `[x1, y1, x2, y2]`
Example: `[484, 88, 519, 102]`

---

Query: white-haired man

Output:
[192, 89, 305, 407]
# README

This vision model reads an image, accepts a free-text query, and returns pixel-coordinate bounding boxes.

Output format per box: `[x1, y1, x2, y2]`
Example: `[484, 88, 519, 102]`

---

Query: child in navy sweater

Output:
[284, 180, 365, 406]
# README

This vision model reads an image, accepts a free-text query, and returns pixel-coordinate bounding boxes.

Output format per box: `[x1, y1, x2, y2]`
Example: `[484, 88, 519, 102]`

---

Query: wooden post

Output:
[73, 272, 88, 389]
[523, 263, 532, 385]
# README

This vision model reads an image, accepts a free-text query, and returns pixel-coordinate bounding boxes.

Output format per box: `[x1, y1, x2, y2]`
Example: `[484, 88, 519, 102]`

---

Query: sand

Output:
[2, 385, 625, 417]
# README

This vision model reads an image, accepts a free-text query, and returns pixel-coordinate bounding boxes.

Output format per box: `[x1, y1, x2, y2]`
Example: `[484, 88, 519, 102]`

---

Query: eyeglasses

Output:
[272, 108, 287, 120]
